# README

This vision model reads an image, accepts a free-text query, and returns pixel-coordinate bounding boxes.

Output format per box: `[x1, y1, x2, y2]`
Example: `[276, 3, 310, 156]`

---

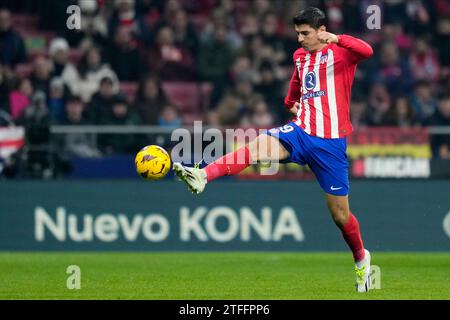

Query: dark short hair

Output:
[293, 7, 326, 29]
[112, 95, 128, 106]
[66, 95, 83, 105]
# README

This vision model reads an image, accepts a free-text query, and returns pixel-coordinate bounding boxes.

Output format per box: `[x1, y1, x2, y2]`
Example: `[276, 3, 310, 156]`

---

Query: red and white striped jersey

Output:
[284, 35, 373, 139]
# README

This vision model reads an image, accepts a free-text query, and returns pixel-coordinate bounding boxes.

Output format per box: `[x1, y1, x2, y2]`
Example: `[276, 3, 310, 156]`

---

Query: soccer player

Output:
[174, 7, 374, 292]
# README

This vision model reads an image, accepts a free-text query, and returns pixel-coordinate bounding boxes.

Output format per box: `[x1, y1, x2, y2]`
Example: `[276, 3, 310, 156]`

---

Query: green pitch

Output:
[1, 252, 449, 300]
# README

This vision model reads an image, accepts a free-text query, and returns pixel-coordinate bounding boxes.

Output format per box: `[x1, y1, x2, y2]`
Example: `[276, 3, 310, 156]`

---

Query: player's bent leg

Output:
[247, 133, 290, 163]
[326, 194, 350, 227]
[174, 134, 290, 194]
[326, 194, 371, 292]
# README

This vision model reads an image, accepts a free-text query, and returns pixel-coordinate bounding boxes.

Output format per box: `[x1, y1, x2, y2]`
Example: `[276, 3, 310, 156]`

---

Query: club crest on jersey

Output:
[305, 71, 316, 90]
[320, 54, 328, 64]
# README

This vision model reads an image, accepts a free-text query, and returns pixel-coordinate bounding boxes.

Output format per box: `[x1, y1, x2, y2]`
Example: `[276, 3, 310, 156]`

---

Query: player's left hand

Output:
[317, 31, 339, 44]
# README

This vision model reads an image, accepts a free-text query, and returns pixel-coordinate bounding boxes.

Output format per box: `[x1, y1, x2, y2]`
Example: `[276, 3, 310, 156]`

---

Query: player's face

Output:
[295, 24, 325, 52]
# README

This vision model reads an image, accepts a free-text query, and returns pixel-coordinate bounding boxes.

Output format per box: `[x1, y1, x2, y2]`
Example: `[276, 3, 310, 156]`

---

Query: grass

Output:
[0, 252, 449, 300]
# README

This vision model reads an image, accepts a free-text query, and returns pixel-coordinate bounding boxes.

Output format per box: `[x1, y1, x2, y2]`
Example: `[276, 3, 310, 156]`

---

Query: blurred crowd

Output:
[0, 0, 449, 159]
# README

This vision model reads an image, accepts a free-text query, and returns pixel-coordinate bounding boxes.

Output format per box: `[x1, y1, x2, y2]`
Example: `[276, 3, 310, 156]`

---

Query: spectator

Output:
[324, 1, 344, 34]
[87, 76, 121, 123]
[62, 96, 88, 126]
[252, 0, 273, 21]
[229, 55, 255, 84]
[30, 56, 52, 98]
[370, 41, 414, 97]
[259, 12, 287, 64]
[404, 0, 433, 35]
[248, 98, 275, 128]
[425, 94, 450, 159]
[380, 23, 412, 51]
[16, 90, 54, 179]
[0, 63, 15, 112]
[98, 96, 142, 154]
[254, 61, 284, 122]
[48, 38, 81, 96]
[201, 6, 243, 51]
[135, 74, 168, 125]
[239, 13, 260, 38]
[17, 90, 50, 131]
[342, 0, 365, 33]
[105, 25, 143, 81]
[383, 0, 408, 24]
[170, 9, 199, 56]
[350, 97, 368, 129]
[410, 80, 438, 124]
[60, 96, 101, 158]
[246, 35, 279, 75]
[47, 77, 67, 124]
[77, 46, 119, 103]
[158, 104, 182, 128]
[211, 72, 262, 126]
[366, 82, 391, 126]
[434, 18, 450, 68]
[0, 8, 27, 67]
[9, 78, 33, 121]
[153, 0, 182, 31]
[384, 95, 419, 128]
[198, 23, 234, 107]
[409, 37, 440, 84]
[109, 0, 151, 46]
[147, 26, 196, 81]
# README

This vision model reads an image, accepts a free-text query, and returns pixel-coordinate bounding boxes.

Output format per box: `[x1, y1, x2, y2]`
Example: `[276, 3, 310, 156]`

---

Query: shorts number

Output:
[280, 125, 294, 133]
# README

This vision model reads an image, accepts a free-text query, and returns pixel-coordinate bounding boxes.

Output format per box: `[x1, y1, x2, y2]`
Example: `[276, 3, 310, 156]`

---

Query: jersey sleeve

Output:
[284, 53, 302, 110]
[337, 34, 374, 65]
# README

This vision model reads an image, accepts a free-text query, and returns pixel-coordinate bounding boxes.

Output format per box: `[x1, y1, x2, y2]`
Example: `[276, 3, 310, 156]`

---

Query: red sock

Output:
[204, 146, 252, 182]
[340, 213, 365, 262]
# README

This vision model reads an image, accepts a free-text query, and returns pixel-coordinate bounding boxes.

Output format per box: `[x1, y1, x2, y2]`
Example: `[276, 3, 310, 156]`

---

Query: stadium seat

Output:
[199, 82, 213, 112]
[12, 13, 39, 34]
[11, 14, 38, 26]
[162, 82, 201, 114]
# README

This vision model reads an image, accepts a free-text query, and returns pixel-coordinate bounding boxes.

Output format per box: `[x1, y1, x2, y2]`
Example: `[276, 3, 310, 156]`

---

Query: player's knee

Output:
[247, 135, 270, 162]
[328, 201, 349, 227]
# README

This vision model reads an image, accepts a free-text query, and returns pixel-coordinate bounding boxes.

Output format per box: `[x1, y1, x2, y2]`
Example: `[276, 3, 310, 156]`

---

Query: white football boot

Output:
[173, 162, 208, 194]
[355, 249, 371, 293]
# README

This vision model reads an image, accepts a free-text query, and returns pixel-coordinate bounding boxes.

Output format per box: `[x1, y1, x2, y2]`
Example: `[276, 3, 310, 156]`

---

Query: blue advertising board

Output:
[1, 180, 449, 251]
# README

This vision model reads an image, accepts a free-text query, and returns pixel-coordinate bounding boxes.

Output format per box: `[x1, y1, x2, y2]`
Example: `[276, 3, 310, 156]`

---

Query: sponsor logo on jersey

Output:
[301, 90, 326, 100]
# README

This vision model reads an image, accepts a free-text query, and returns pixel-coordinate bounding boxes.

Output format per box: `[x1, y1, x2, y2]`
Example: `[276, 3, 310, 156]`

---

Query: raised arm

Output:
[336, 34, 374, 64]
[284, 55, 302, 114]
[318, 31, 373, 65]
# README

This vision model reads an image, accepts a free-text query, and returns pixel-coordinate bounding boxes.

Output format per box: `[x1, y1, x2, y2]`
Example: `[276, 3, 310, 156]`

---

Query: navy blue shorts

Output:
[264, 122, 350, 196]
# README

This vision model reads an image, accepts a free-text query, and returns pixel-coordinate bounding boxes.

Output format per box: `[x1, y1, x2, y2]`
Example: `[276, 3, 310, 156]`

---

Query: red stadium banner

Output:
[0, 126, 25, 160]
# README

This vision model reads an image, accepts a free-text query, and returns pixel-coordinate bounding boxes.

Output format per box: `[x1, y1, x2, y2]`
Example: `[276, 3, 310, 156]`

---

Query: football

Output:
[135, 145, 171, 180]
